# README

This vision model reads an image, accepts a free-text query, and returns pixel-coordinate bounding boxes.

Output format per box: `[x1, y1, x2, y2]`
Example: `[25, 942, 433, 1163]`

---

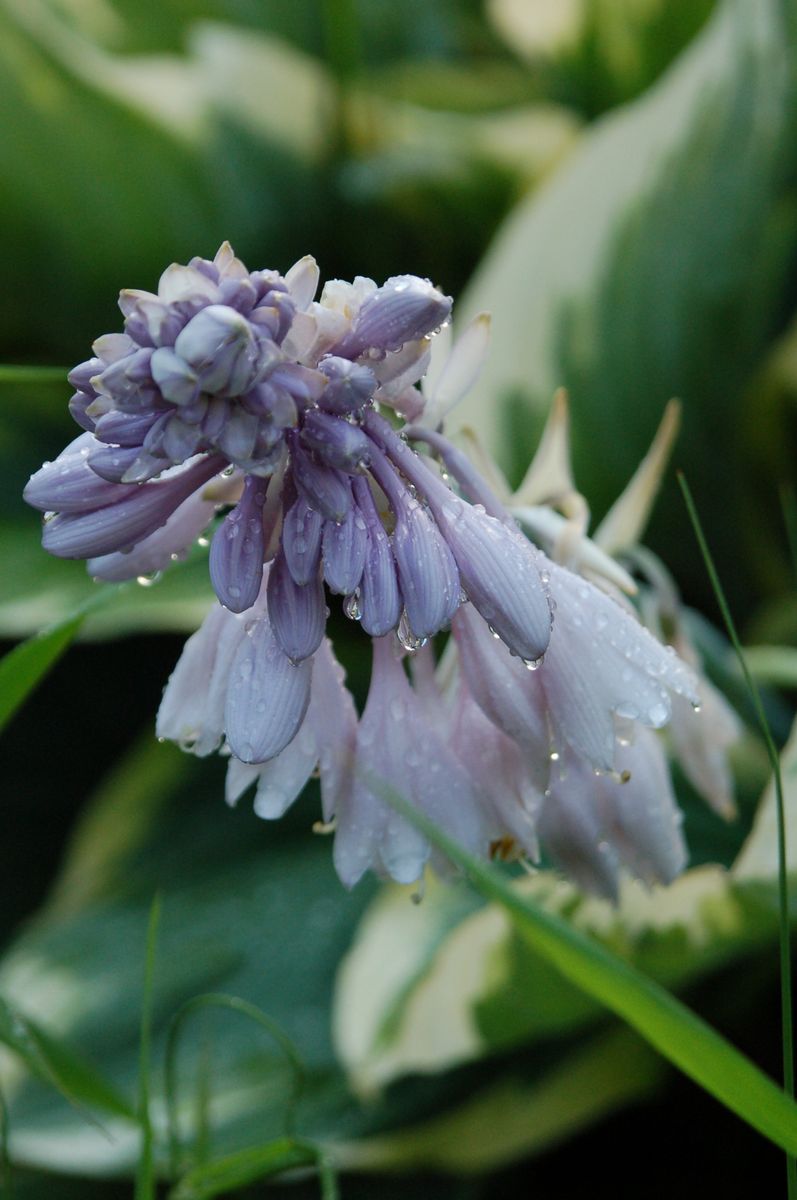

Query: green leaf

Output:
[0, 998, 135, 1124]
[340, 1028, 664, 1174]
[168, 1137, 332, 1200]
[382, 786, 797, 1156]
[456, 0, 797, 590]
[0, 740, 386, 1177]
[744, 646, 797, 690]
[0, 587, 122, 734]
[334, 863, 767, 1095]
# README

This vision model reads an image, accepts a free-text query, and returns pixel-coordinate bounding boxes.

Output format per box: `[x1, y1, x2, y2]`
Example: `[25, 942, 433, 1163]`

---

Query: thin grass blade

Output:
[0, 586, 123, 734]
[168, 1137, 335, 1200]
[164, 993, 305, 1177]
[135, 894, 162, 1200]
[379, 781, 797, 1157]
[678, 472, 795, 1195]
[0, 997, 134, 1121]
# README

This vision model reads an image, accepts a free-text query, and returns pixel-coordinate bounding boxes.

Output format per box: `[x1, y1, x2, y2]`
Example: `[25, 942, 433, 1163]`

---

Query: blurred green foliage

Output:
[2, 0, 797, 1196]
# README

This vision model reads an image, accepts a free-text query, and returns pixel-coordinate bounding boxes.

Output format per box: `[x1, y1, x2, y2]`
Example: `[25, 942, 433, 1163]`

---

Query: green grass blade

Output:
[380, 784, 797, 1156]
[0, 1076, 12, 1198]
[135, 894, 162, 1200]
[0, 998, 135, 1122]
[678, 472, 796, 1195]
[0, 586, 123, 734]
[164, 994, 305, 1177]
[168, 1137, 332, 1200]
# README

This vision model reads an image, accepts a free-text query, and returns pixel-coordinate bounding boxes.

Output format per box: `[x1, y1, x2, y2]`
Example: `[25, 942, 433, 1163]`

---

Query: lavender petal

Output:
[300, 409, 371, 473]
[291, 441, 351, 522]
[224, 614, 313, 763]
[209, 474, 267, 612]
[281, 497, 323, 586]
[266, 550, 326, 662]
[42, 455, 224, 558]
[24, 433, 139, 514]
[322, 504, 368, 595]
[334, 275, 452, 358]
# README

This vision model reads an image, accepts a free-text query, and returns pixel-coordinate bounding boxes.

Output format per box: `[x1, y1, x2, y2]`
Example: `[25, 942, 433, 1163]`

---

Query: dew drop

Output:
[343, 591, 362, 620]
[397, 611, 426, 652]
[137, 571, 162, 587]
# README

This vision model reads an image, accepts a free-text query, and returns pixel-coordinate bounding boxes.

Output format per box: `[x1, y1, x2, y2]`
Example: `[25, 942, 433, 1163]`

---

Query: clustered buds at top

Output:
[24, 244, 739, 898]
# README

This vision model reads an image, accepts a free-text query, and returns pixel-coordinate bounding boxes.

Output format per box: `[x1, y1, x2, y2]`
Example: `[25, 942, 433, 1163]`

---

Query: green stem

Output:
[135, 894, 162, 1200]
[678, 472, 795, 1195]
[164, 994, 305, 1178]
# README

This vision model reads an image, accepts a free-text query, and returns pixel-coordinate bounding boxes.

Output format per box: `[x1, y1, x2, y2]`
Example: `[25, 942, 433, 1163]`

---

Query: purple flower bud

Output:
[209, 474, 267, 612]
[89, 483, 217, 582]
[352, 477, 400, 637]
[150, 347, 200, 406]
[300, 410, 371, 474]
[334, 276, 452, 359]
[68, 358, 102, 394]
[224, 611, 313, 763]
[317, 356, 377, 415]
[433, 493, 552, 664]
[322, 504, 368, 595]
[266, 550, 326, 662]
[281, 497, 323, 586]
[41, 455, 224, 558]
[68, 392, 97, 432]
[291, 441, 351, 522]
[215, 409, 259, 464]
[24, 433, 140, 514]
[94, 409, 159, 447]
[269, 363, 327, 405]
[371, 413, 551, 661]
[369, 447, 460, 640]
[173, 305, 265, 396]
[87, 443, 162, 484]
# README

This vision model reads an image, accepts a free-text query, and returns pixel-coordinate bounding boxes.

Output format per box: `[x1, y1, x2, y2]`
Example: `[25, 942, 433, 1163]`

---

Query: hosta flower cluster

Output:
[25, 244, 738, 898]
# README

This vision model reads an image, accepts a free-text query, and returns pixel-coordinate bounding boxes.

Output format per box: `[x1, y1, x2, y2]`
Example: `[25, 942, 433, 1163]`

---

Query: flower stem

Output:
[678, 472, 796, 1197]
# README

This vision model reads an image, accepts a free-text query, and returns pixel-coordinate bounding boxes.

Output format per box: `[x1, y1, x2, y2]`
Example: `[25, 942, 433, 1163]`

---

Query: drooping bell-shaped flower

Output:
[24, 244, 736, 897]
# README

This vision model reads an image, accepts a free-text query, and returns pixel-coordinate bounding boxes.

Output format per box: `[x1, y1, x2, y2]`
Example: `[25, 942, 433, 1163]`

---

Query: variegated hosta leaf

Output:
[333, 862, 767, 1096]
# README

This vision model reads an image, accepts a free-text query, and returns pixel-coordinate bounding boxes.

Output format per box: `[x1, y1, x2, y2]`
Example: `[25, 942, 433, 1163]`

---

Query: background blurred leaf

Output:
[488, 0, 717, 115]
[0, 742, 519, 1180]
[333, 864, 770, 1096]
[456, 0, 797, 615]
[340, 1027, 664, 1174]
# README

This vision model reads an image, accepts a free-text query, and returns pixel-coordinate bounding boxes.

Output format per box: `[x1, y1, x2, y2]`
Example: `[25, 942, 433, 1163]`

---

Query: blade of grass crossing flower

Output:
[0, 586, 124, 734]
[378, 782, 797, 1157]
[678, 471, 796, 1196]
[168, 1137, 338, 1200]
[164, 994, 306, 1177]
[135, 894, 162, 1200]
